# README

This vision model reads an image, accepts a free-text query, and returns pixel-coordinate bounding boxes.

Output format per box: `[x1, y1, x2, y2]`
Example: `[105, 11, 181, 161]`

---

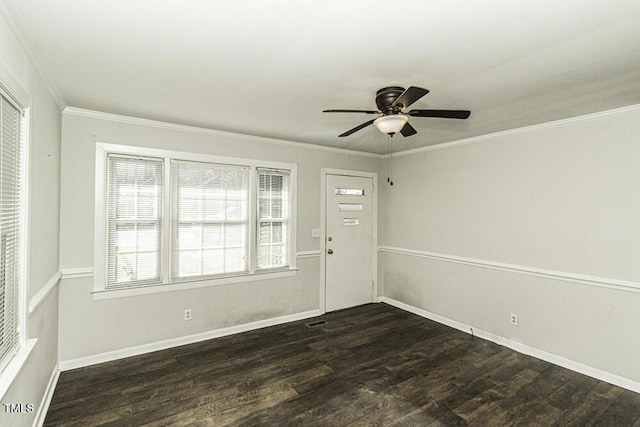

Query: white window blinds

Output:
[256, 169, 289, 270]
[171, 161, 249, 279]
[0, 91, 23, 371]
[106, 155, 164, 288]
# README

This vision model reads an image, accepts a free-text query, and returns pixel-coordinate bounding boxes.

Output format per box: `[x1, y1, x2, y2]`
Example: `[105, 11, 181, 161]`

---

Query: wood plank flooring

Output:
[44, 303, 640, 426]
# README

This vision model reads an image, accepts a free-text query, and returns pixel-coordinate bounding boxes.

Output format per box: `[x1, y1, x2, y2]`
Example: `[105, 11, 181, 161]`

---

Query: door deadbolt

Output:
[327, 236, 332, 241]
[327, 249, 334, 255]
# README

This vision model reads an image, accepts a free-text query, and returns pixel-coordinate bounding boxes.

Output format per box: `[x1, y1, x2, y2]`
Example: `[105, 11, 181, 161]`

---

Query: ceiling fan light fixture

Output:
[374, 114, 408, 135]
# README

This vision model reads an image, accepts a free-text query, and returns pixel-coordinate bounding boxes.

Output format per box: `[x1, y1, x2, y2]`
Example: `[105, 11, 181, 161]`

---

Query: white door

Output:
[325, 174, 374, 312]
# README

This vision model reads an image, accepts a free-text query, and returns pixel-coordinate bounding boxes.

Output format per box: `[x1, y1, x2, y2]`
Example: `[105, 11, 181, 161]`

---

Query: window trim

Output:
[94, 143, 297, 298]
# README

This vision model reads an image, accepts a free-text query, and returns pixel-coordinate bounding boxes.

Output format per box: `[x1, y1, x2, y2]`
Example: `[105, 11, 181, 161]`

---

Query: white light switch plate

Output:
[311, 228, 320, 238]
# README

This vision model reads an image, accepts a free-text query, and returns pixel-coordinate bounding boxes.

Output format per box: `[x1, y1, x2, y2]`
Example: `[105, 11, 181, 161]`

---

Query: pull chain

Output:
[387, 134, 394, 186]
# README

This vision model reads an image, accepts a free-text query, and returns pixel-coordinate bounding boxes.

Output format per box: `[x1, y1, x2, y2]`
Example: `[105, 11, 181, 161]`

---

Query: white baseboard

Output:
[59, 309, 322, 371]
[33, 364, 59, 427]
[378, 296, 640, 394]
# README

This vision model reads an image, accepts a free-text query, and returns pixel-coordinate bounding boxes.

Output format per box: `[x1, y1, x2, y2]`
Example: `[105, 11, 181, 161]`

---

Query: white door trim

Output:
[320, 168, 378, 314]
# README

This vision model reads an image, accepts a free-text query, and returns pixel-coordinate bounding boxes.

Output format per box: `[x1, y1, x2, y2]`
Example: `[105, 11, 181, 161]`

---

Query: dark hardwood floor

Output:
[45, 303, 640, 426]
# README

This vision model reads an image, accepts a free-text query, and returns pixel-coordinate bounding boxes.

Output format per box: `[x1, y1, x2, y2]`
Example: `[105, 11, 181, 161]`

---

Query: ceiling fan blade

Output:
[409, 109, 471, 119]
[400, 122, 417, 137]
[338, 119, 375, 137]
[323, 109, 380, 114]
[392, 86, 429, 109]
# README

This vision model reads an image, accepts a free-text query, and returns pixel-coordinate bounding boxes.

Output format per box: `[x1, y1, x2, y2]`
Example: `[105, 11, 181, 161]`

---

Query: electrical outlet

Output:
[184, 309, 192, 321]
[510, 313, 518, 326]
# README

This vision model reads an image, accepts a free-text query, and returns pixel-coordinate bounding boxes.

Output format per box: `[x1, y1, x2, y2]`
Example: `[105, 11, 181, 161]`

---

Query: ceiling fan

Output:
[323, 86, 470, 137]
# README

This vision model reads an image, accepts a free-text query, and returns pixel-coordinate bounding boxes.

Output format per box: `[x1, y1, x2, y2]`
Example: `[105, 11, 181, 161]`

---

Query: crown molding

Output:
[390, 103, 640, 158]
[0, 0, 66, 110]
[63, 107, 384, 159]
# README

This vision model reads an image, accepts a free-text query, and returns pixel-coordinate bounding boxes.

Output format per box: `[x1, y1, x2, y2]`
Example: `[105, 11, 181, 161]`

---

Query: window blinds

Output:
[106, 155, 164, 288]
[0, 92, 23, 371]
[256, 169, 289, 269]
[171, 161, 249, 279]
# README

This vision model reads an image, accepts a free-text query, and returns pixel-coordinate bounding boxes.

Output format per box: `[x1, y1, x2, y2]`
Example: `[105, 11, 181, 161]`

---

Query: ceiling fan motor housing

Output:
[376, 86, 405, 113]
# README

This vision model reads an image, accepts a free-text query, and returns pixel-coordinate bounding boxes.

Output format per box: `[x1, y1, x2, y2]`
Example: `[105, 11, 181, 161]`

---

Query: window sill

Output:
[92, 268, 298, 300]
[0, 339, 37, 400]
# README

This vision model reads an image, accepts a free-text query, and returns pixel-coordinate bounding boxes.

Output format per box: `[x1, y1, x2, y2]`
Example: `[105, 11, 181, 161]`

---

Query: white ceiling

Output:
[8, 0, 640, 154]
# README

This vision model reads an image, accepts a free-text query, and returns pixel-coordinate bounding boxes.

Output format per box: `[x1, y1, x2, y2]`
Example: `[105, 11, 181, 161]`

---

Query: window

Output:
[0, 88, 25, 372]
[95, 144, 296, 297]
[257, 169, 290, 269]
[106, 155, 163, 289]
[171, 161, 249, 279]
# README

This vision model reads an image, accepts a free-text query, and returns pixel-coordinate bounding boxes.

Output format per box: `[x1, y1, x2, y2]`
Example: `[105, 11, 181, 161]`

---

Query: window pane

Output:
[138, 223, 161, 251]
[202, 199, 223, 220]
[178, 224, 201, 250]
[179, 250, 201, 277]
[202, 224, 222, 247]
[116, 194, 135, 218]
[115, 223, 136, 252]
[115, 253, 136, 282]
[338, 203, 363, 211]
[335, 188, 365, 196]
[136, 252, 160, 280]
[225, 224, 245, 247]
[224, 199, 245, 220]
[224, 248, 244, 272]
[202, 249, 223, 275]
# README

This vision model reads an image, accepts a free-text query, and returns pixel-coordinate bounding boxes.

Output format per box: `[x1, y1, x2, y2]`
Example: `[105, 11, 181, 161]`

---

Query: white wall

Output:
[0, 10, 62, 427]
[58, 111, 381, 363]
[380, 106, 640, 386]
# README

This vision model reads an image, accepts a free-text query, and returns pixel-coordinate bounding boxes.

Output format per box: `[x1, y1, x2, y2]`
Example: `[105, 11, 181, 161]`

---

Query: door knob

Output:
[327, 249, 333, 255]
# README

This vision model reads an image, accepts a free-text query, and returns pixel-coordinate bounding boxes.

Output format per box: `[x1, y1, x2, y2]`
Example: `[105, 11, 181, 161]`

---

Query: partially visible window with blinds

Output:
[256, 169, 289, 270]
[0, 91, 23, 371]
[106, 155, 164, 288]
[171, 161, 249, 279]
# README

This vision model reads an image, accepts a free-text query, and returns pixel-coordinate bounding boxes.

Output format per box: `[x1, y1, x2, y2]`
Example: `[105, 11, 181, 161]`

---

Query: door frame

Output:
[320, 168, 378, 314]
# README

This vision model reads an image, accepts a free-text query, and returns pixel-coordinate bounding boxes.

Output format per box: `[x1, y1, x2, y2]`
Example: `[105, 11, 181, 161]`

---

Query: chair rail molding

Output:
[378, 246, 640, 294]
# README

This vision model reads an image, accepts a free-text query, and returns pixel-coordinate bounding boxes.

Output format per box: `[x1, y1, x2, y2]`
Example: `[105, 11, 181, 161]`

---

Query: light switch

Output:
[311, 228, 320, 238]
